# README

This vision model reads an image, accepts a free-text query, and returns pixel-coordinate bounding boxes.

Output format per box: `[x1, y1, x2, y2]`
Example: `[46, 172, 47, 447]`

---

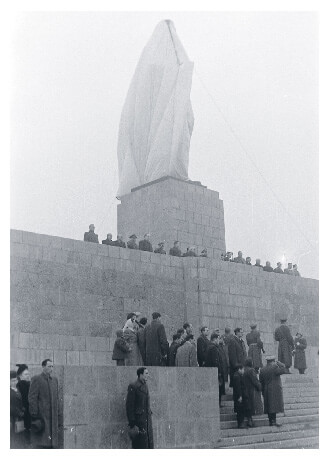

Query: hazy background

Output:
[11, 11, 318, 278]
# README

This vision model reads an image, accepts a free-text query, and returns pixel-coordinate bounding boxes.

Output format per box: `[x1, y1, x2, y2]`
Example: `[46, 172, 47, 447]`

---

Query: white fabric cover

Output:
[116, 20, 194, 198]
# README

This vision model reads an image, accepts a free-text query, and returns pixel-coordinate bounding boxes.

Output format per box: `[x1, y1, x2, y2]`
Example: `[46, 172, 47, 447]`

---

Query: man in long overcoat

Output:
[218, 336, 229, 384]
[197, 326, 210, 367]
[246, 324, 264, 372]
[274, 318, 294, 372]
[175, 335, 198, 367]
[293, 332, 307, 374]
[228, 327, 247, 387]
[232, 365, 247, 428]
[144, 312, 169, 366]
[259, 356, 286, 427]
[28, 359, 62, 448]
[126, 367, 154, 449]
[205, 333, 225, 404]
[243, 358, 262, 427]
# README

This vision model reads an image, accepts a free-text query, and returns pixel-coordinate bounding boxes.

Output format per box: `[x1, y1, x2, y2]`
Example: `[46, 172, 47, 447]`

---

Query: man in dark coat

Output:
[223, 327, 234, 384]
[83, 224, 99, 243]
[102, 233, 115, 245]
[154, 242, 166, 254]
[259, 356, 286, 426]
[127, 234, 138, 249]
[232, 364, 247, 428]
[168, 334, 181, 366]
[205, 333, 225, 405]
[126, 367, 154, 449]
[243, 358, 262, 427]
[144, 312, 169, 366]
[169, 240, 182, 257]
[10, 370, 25, 448]
[218, 336, 229, 384]
[274, 262, 284, 273]
[139, 233, 153, 252]
[233, 251, 245, 264]
[254, 258, 263, 268]
[113, 234, 126, 248]
[228, 327, 247, 387]
[112, 330, 131, 365]
[28, 359, 62, 448]
[293, 332, 307, 374]
[263, 261, 274, 272]
[284, 263, 294, 275]
[274, 318, 294, 373]
[197, 326, 210, 367]
[246, 324, 265, 372]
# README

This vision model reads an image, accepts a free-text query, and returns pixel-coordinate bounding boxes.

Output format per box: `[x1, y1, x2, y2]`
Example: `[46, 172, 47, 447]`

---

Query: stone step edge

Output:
[220, 421, 319, 438]
[221, 414, 319, 429]
[221, 436, 319, 449]
[216, 427, 319, 448]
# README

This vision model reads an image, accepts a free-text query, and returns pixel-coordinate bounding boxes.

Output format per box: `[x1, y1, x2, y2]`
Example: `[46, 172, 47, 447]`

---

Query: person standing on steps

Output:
[232, 364, 247, 429]
[228, 327, 247, 387]
[205, 333, 225, 406]
[274, 318, 294, 373]
[144, 312, 169, 366]
[243, 358, 262, 427]
[259, 356, 286, 427]
[246, 324, 265, 373]
[293, 332, 307, 374]
[197, 326, 210, 367]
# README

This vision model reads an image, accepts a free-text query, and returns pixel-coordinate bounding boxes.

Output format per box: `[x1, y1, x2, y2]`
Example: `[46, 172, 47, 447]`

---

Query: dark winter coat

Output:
[139, 240, 153, 252]
[167, 342, 180, 366]
[113, 239, 126, 248]
[112, 336, 131, 361]
[263, 265, 274, 272]
[223, 333, 234, 365]
[83, 231, 99, 243]
[144, 319, 169, 366]
[16, 380, 31, 430]
[137, 327, 146, 364]
[273, 267, 284, 274]
[243, 366, 262, 415]
[274, 324, 294, 368]
[232, 371, 248, 413]
[183, 250, 197, 257]
[205, 343, 225, 394]
[10, 388, 25, 448]
[28, 372, 62, 448]
[154, 248, 166, 254]
[197, 335, 210, 367]
[294, 337, 307, 370]
[259, 361, 285, 414]
[246, 330, 264, 369]
[169, 247, 181, 257]
[218, 343, 229, 382]
[127, 239, 138, 250]
[126, 379, 154, 449]
[102, 238, 115, 245]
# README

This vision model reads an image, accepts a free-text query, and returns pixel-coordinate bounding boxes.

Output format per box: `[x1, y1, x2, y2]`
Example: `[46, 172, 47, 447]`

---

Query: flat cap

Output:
[129, 234, 137, 239]
[250, 323, 257, 329]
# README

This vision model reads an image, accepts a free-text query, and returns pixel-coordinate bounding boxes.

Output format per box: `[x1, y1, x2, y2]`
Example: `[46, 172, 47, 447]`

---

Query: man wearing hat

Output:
[28, 359, 62, 448]
[169, 241, 182, 257]
[274, 262, 284, 274]
[228, 328, 247, 388]
[246, 324, 265, 372]
[83, 224, 99, 243]
[259, 356, 286, 427]
[139, 233, 153, 252]
[127, 234, 138, 250]
[274, 318, 294, 373]
[154, 242, 166, 254]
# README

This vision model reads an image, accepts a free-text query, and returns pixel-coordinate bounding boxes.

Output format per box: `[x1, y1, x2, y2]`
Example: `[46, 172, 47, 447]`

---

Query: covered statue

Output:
[116, 20, 194, 198]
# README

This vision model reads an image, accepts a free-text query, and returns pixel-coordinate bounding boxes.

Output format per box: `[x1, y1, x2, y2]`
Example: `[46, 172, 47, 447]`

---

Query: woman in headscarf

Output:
[123, 318, 143, 366]
[16, 364, 31, 447]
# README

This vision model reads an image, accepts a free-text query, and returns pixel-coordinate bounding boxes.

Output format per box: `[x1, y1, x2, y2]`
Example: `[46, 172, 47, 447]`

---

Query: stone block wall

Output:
[117, 176, 226, 258]
[63, 366, 220, 449]
[11, 230, 318, 372]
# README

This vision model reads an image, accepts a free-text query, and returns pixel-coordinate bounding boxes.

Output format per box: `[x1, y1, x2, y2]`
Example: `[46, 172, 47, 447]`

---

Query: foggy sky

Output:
[11, 11, 318, 278]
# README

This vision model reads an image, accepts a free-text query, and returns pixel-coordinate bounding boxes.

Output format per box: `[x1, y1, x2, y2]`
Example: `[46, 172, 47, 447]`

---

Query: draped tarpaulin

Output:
[116, 20, 194, 198]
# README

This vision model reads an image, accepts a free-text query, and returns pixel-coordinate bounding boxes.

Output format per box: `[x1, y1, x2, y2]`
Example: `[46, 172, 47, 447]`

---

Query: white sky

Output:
[10, 11, 318, 278]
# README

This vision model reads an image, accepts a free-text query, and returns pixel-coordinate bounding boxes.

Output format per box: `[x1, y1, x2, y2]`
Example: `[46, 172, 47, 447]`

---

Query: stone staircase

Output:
[215, 373, 319, 449]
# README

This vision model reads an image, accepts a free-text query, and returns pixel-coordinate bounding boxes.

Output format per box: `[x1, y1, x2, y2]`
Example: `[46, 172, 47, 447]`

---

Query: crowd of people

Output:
[10, 313, 308, 449]
[83, 224, 301, 275]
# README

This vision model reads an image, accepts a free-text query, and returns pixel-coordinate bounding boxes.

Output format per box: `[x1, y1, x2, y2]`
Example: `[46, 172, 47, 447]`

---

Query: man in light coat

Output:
[28, 359, 62, 448]
[175, 334, 198, 367]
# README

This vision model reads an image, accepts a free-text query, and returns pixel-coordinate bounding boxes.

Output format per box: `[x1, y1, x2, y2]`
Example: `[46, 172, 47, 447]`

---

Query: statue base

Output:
[117, 176, 226, 257]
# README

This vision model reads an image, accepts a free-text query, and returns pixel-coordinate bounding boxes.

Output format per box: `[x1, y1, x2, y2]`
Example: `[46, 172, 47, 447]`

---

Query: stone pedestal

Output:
[117, 176, 226, 257]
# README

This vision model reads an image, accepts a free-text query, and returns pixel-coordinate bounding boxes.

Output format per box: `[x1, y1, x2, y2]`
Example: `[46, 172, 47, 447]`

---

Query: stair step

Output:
[281, 376, 315, 383]
[220, 401, 318, 414]
[220, 407, 319, 422]
[283, 390, 318, 396]
[220, 420, 319, 438]
[221, 413, 318, 429]
[216, 427, 319, 448]
[220, 395, 318, 406]
[282, 382, 318, 388]
[222, 435, 319, 449]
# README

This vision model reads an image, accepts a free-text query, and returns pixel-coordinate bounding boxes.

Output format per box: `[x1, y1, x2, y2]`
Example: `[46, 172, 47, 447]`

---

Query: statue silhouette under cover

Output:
[116, 20, 194, 198]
